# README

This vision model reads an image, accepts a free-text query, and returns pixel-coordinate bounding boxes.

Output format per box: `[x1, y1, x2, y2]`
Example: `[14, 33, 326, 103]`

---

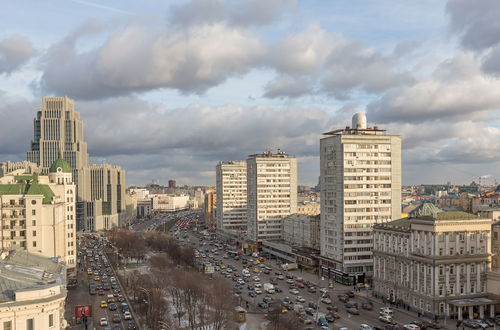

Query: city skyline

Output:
[1, 1, 500, 186]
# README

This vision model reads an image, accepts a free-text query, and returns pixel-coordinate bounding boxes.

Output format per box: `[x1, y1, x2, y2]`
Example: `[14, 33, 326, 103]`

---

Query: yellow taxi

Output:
[87, 269, 93, 275]
[281, 307, 288, 313]
[220, 264, 226, 269]
[252, 268, 261, 273]
[100, 301, 108, 308]
[94, 275, 100, 281]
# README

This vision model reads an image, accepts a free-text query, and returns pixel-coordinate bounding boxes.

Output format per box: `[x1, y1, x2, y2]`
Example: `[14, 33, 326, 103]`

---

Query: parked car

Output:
[347, 308, 360, 315]
[362, 301, 373, 310]
[359, 325, 373, 330]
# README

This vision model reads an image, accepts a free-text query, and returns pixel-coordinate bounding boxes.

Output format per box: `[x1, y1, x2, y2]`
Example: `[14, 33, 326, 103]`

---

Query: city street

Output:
[65, 234, 137, 330]
[178, 230, 450, 330]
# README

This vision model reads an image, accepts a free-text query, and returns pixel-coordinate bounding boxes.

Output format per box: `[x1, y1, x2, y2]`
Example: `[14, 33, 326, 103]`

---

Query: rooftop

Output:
[0, 249, 64, 303]
[0, 182, 55, 204]
[49, 158, 72, 173]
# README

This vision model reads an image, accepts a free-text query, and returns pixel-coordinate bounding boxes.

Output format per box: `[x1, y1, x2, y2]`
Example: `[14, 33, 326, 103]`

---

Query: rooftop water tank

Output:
[352, 112, 367, 129]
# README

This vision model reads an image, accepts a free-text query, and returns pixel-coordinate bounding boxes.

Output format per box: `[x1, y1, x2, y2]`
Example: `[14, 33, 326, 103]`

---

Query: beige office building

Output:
[373, 205, 494, 320]
[26, 97, 127, 232]
[204, 188, 216, 229]
[247, 151, 297, 241]
[79, 164, 126, 231]
[216, 161, 247, 231]
[319, 112, 401, 279]
[0, 159, 76, 270]
[0, 249, 68, 330]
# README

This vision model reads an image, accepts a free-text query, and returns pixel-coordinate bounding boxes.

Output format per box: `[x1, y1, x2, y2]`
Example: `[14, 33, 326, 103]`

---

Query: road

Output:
[176, 229, 444, 330]
[65, 233, 137, 330]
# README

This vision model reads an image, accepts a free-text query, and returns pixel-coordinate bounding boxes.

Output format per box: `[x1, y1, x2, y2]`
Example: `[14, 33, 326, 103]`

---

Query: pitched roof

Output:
[409, 202, 443, 218]
[49, 158, 72, 173]
[0, 183, 55, 204]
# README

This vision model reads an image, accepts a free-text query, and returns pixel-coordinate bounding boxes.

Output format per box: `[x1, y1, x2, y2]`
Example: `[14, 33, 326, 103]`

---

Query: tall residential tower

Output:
[247, 151, 297, 241]
[319, 112, 401, 282]
[216, 161, 247, 231]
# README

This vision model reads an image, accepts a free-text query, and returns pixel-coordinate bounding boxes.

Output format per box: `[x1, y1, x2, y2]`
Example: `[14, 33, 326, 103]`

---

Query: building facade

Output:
[283, 214, 320, 250]
[204, 188, 216, 229]
[247, 151, 297, 241]
[216, 161, 247, 231]
[297, 202, 320, 216]
[151, 194, 190, 212]
[0, 159, 76, 270]
[0, 249, 68, 330]
[320, 112, 401, 278]
[373, 209, 494, 321]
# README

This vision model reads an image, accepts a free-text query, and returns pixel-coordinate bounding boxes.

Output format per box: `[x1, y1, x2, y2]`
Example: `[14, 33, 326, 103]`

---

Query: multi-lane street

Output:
[176, 229, 444, 330]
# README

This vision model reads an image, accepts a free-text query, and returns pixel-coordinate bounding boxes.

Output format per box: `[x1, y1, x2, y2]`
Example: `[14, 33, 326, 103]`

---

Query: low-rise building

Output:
[0, 249, 68, 329]
[283, 214, 320, 250]
[373, 204, 495, 321]
[297, 202, 320, 216]
[152, 194, 190, 212]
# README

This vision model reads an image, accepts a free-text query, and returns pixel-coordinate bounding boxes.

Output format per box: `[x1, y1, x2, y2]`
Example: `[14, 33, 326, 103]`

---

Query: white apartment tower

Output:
[247, 151, 297, 241]
[216, 161, 247, 231]
[319, 112, 401, 279]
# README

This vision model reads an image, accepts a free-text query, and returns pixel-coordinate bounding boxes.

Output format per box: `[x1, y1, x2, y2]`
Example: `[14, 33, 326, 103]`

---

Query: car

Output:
[476, 320, 489, 329]
[289, 289, 299, 295]
[380, 307, 393, 315]
[112, 314, 121, 323]
[255, 283, 262, 288]
[120, 303, 129, 312]
[100, 318, 109, 326]
[362, 301, 373, 310]
[338, 294, 349, 303]
[87, 269, 93, 275]
[275, 286, 283, 293]
[347, 307, 360, 315]
[286, 279, 294, 284]
[317, 317, 328, 326]
[127, 321, 137, 330]
[345, 302, 359, 309]
[296, 296, 305, 303]
[347, 291, 355, 297]
[308, 287, 317, 293]
[308, 302, 318, 309]
[255, 288, 262, 294]
[100, 301, 108, 308]
[360, 324, 373, 330]
[253, 276, 260, 281]
[258, 301, 269, 309]
[321, 298, 332, 304]
[113, 325, 123, 330]
[263, 295, 273, 303]
[379, 315, 394, 324]
[404, 325, 420, 330]
[98, 289, 105, 295]
[305, 308, 315, 316]
[108, 303, 117, 311]
[462, 320, 480, 329]
[124, 311, 132, 320]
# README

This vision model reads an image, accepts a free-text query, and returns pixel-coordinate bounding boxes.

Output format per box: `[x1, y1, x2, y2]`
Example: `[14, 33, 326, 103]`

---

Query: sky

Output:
[1, 0, 500, 187]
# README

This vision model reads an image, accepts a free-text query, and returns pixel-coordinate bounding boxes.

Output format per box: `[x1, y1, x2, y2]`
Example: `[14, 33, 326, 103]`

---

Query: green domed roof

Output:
[49, 159, 72, 173]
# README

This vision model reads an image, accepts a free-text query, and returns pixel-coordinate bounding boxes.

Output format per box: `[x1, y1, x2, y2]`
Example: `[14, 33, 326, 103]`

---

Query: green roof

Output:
[49, 158, 72, 173]
[14, 174, 38, 183]
[409, 202, 442, 218]
[383, 218, 411, 229]
[434, 211, 481, 220]
[0, 183, 54, 204]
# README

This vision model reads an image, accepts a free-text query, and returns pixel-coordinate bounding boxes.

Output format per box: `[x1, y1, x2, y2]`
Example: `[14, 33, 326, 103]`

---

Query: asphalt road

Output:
[177, 230, 440, 330]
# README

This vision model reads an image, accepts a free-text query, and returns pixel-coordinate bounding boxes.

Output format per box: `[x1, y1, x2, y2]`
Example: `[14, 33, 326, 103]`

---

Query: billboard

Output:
[75, 305, 92, 318]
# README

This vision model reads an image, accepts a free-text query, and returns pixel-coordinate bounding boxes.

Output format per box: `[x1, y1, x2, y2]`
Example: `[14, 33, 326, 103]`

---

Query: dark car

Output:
[362, 301, 373, 310]
[347, 291, 355, 298]
[274, 286, 283, 293]
[127, 321, 137, 329]
[346, 307, 360, 315]
[308, 302, 318, 309]
[108, 303, 117, 311]
[112, 326, 123, 330]
[112, 313, 121, 323]
[120, 303, 129, 312]
[305, 308, 315, 316]
[338, 294, 349, 303]
[345, 302, 358, 309]
[258, 302, 269, 309]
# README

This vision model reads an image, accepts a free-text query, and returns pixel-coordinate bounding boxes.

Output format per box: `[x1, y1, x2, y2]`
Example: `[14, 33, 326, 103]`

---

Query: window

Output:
[449, 247, 454, 255]
[471, 264, 476, 273]
[449, 265, 454, 275]
[33, 231, 36, 237]
[26, 319, 34, 330]
[49, 314, 54, 327]
[439, 248, 443, 256]
[3, 321, 12, 330]
[32, 220, 36, 226]
[470, 247, 475, 254]
[32, 209, 36, 215]
[32, 241, 36, 247]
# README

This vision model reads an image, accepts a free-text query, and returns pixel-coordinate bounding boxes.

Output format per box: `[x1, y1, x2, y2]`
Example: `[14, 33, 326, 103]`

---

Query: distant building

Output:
[151, 194, 190, 212]
[492, 222, 500, 269]
[247, 151, 297, 241]
[0, 159, 76, 271]
[137, 199, 153, 218]
[297, 203, 320, 216]
[319, 112, 402, 280]
[373, 206, 494, 321]
[216, 161, 247, 231]
[0, 249, 68, 329]
[0, 161, 40, 178]
[283, 214, 320, 250]
[168, 180, 176, 188]
[204, 188, 216, 229]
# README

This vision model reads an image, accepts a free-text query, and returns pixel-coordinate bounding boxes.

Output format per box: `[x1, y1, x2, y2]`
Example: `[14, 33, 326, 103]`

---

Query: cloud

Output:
[0, 35, 36, 74]
[446, 0, 500, 51]
[265, 24, 413, 99]
[367, 53, 500, 123]
[168, 0, 297, 28]
[0, 92, 36, 155]
[38, 23, 266, 99]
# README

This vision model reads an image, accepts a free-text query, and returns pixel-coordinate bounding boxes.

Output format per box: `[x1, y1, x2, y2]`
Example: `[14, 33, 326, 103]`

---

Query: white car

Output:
[253, 276, 260, 281]
[360, 325, 373, 330]
[255, 288, 262, 294]
[255, 283, 262, 288]
[124, 311, 132, 320]
[379, 315, 394, 324]
[296, 296, 305, 303]
[99, 318, 108, 326]
[404, 325, 420, 330]
[289, 289, 299, 295]
[380, 307, 393, 315]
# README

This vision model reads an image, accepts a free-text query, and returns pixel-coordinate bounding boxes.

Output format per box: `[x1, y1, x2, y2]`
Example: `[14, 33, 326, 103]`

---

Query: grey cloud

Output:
[367, 53, 500, 123]
[482, 45, 500, 75]
[446, 0, 500, 50]
[38, 24, 266, 99]
[0, 35, 36, 74]
[0, 92, 35, 153]
[168, 0, 297, 28]
[263, 76, 313, 98]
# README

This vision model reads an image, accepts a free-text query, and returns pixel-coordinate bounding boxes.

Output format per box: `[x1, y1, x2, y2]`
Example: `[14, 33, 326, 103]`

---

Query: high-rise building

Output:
[0, 159, 76, 270]
[319, 112, 401, 280]
[216, 161, 247, 231]
[204, 188, 216, 229]
[246, 151, 297, 241]
[26, 97, 128, 232]
[168, 180, 176, 188]
[79, 164, 126, 231]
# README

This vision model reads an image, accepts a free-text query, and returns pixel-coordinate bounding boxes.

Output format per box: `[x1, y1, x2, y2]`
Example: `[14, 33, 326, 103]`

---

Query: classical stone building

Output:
[0, 159, 76, 271]
[0, 249, 68, 329]
[373, 204, 495, 320]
